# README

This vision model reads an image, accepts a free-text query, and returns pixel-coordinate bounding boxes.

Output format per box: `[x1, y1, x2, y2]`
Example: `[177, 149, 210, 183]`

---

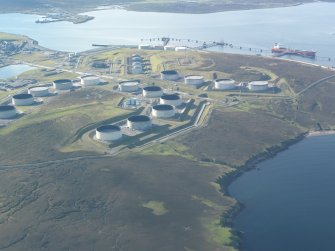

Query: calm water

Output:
[0, 64, 35, 80]
[229, 135, 335, 251]
[0, 3, 334, 65]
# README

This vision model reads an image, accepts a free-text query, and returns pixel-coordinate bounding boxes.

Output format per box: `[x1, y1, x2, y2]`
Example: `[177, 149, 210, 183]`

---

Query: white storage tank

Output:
[132, 61, 142, 67]
[160, 94, 182, 107]
[28, 86, 49, 97]
[12, 93, 34, 106]
[127, 115, 152, 130]
[152, 104, 175, 118]
[118, 80, 140, 92]
[164, 45, 176, 51]
[214, 79, 236, 90]
[0, 105, 16, 119]
[175, 46, 188, 52]
[96, 125, 122, 141]
[161, 70, 179, 81]
[53, 79, 73, 90]
[132, 56, 142, 63]
[184, 75, 204, 86]
[80, 75, 100, 86]
[132, 66, 143, 74]
[248, 81, 269, 92]
[143, 86, 163, 98]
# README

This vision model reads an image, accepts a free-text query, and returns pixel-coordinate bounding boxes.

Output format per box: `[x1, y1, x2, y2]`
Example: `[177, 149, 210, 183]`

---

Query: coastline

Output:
[217, 131, 308, 249]
[0, 1, 331, 19]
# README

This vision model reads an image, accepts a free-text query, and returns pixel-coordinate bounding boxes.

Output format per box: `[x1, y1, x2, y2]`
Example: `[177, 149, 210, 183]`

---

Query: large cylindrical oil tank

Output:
[161, 70, 179, 81]
[184, 75, 204, 86]
[132, 65, 143, 74]
[28, 86, 49, 97]
[118, 81, 140, 92]
[80, 75, 100, 86]
[248, 81, 269, 92]
[214, 79, 236, 90]
[53, 79, 73, 90]
[132, 56, 142, 63]
[0, 105, 16, 119]
[142, 86, 163, 98]
[152, 104, 175, 118]
[96, 125, 122, 141]
[160, 94, 182, 107]
[127, 115, 152, 130]
[12, 93, 34, 106]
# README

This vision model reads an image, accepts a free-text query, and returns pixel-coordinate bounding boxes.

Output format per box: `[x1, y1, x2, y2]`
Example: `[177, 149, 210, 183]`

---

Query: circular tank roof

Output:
[161, 70, 178, 75]
[96, 125, 121, 132]
[185, 75, 203, 79]
[81, 75, 98, 80]
[128, 115, 151, 122]
[152, 104, 174, 111]
[0, 105, 15, 111]
[29, 86, 49, 91]
[249, 81, 268, 86]
[13, 93, 33, 99]
[143, 86, 162, 91]
[54, 79, 72, 84]
[119, 80, 140, 86]
[216, 78, 233, 82]
[161, 94, 180, 100]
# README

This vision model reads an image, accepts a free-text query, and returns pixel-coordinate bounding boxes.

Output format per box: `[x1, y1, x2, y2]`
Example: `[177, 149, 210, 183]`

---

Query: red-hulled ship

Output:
[272, 43, 316, 59]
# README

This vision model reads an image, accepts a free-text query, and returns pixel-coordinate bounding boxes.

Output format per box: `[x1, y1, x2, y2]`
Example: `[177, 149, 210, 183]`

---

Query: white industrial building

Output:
[152, 104, 175, 118]
[96, 125, 122, 141]
[248, 81, 269, 92]
[12, 93, 34, 106]
[28, 86, 49, 97]
[160, 94, 182, 107]
[118, 81, 140, 92]
[142, 86, 163, 98]
[214, 79, 236, 90]
[80, 75, 100, 86]
[0, 105, 16, 119]
[161, 70, 179, 81]
[127, 115, 152, 130]
[53, 79, 73, 90]
[184, 75, 204, 87]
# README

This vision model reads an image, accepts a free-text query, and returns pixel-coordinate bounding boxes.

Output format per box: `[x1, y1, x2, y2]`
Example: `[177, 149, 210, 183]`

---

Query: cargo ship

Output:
[272, 43, 316, 59]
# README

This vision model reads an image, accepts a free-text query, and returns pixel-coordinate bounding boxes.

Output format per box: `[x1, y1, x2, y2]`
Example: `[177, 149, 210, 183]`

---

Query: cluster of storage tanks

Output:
[131, 54, 144, 74]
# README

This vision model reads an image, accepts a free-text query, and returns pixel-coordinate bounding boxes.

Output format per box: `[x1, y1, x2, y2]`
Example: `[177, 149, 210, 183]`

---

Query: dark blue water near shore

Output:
[229, 135, 335, 251]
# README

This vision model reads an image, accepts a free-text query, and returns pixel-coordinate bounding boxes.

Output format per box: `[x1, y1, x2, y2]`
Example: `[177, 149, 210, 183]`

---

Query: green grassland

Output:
[0, 32, 24, 41]
[1, 45, 335, 251]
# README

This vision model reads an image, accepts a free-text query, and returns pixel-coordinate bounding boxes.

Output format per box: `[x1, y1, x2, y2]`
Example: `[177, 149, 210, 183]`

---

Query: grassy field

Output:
[1, 45, 335, 251]
[0, 154, 236, 251]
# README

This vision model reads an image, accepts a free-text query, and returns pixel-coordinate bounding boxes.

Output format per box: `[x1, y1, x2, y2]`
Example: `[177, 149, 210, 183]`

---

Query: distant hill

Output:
[1, 0, 335, 14]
